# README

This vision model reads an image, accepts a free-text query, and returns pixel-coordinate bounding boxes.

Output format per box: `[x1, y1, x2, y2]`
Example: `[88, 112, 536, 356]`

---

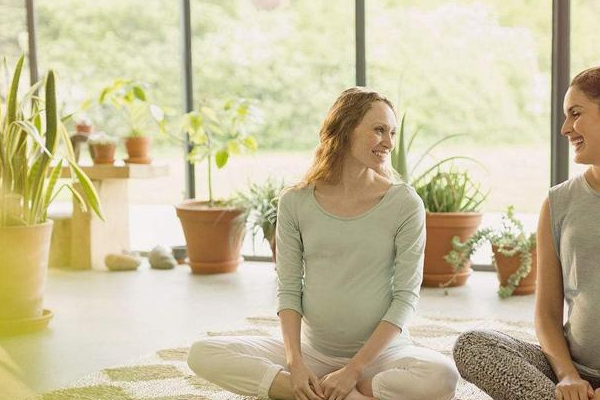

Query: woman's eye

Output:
[375, 127, 384, 134]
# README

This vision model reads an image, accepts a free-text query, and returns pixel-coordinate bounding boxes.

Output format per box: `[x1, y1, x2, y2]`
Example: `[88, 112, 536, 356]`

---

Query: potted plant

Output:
[0, 55, 103, 334]
[235, 178, 284, 261]
[174, 98, 261, 274]
[88, 132, 117, 165]
[390, 113, 487, 287]
[75, 116, 93, 135]
[413, 168, 487, 287]
[445, 206, 537, 297]
[98, 78, 165, 164]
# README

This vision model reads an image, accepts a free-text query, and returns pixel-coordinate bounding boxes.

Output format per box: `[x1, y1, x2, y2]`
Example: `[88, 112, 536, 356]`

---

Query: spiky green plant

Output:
[234, 177, 284, 252]
[0, 55, 103, 227]
[391, 112, 479, 184]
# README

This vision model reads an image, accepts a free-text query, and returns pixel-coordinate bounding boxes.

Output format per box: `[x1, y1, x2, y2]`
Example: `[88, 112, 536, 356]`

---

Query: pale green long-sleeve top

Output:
[276, 183, 426, 358]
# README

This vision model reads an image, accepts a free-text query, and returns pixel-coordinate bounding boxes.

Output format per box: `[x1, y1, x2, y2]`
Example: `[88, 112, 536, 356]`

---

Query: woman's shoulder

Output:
[388, 182, 424, 207]
[549, 174, 585, 200]
[279, 184, 313, 206]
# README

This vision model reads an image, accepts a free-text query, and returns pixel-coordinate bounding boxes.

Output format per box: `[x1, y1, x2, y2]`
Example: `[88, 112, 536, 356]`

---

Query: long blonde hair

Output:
[297, 87, 396, 188]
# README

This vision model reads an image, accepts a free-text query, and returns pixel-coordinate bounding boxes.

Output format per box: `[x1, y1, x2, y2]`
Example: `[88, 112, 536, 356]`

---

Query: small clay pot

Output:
[90, 143, 116, 165]
[75, 122, 93, 135]
[493, 245, 537, 295]
[124, 136, 152, 164]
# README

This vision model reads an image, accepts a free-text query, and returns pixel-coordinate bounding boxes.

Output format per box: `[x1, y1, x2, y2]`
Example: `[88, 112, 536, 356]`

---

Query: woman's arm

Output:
[279, 309, 304, 366]
[535, 198, 593, 400]
[347, 321, 401, 372]
[320, 191, 425, 399]
[276, 191, 324, 400]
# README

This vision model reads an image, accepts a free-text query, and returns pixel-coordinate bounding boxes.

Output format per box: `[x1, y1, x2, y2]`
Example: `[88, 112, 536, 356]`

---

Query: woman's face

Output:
[348, 101, 397, 171]
[561, 86, 600, 166]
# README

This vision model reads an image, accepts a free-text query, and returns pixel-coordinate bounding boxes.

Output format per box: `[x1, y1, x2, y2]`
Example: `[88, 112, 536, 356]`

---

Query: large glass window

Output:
[35, 0, 184, 250]
[0, 1, 27, 74]
[569, 0, 600, 179]
[189, 0, 354, 201]
[367, 1, 551, 215]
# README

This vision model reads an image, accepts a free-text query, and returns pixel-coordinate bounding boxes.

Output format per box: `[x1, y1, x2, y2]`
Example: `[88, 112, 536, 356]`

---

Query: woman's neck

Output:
[585, 166, 600, 192]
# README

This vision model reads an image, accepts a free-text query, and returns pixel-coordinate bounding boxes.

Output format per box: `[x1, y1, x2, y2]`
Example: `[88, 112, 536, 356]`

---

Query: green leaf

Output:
[63, 183, 88, 213]
[132, 85, 147, 101]
[215, 149, 229, 168]
[227, 140, 241, 155]
[42, 160, 63, 215]
[7, 55, 24, 124]
[242, 136, 258, 151]
[66, 160, 104, 221]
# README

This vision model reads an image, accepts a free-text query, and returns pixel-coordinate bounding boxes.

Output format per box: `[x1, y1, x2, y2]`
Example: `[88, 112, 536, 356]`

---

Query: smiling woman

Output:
[186, 87, 459, 400]
[453, 65, 600, 400]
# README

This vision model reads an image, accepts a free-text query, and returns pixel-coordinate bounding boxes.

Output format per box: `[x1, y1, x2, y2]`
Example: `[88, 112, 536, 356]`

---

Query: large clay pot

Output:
[493, 245, 537, 295]
[176, 201, 246, 274]
[124, 136, 152, 164]
[268, 235, 276, 263]
[90, 143, 116, 165]
[422, 212, 482, 287]
[0, 221, 53, 321]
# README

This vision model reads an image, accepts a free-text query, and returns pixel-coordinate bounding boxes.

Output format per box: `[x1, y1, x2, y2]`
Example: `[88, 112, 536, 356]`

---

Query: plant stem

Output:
[207, 153, 213, 205]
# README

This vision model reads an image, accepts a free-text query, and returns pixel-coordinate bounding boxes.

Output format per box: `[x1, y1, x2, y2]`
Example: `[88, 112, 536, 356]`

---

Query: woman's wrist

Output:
[346, 359, 366, 375]
[287, 353, 304, 368]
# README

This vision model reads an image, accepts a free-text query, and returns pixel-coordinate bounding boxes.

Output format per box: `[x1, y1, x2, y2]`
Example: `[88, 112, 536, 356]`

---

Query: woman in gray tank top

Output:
[453, 66, 600, 400]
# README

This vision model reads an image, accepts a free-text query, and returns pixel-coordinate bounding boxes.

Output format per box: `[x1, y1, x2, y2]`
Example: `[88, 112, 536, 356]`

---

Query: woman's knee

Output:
[453, 329, 502, 376]
[187, 338, 222, 380]
[422, 358, 460, 400]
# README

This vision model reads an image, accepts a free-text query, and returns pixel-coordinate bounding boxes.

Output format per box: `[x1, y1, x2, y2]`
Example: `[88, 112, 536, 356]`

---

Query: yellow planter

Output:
[0, 221, 53, 321]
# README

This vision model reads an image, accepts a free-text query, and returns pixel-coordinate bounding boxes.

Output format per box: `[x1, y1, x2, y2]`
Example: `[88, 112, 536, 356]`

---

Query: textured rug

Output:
[32, 315, 536, 400]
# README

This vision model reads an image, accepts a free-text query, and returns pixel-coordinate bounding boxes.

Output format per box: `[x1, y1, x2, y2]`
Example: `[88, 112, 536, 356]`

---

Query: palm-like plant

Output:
[0, 55, 103, 227]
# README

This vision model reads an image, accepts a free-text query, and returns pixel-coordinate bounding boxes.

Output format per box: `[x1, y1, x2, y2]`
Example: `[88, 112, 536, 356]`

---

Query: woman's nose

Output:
[560, 117, 571, 136]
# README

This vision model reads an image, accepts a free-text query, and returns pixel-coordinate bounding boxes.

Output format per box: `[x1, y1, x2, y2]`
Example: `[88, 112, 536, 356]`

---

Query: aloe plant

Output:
[391, 112, 480, 184]
[0, 55, 103, 227]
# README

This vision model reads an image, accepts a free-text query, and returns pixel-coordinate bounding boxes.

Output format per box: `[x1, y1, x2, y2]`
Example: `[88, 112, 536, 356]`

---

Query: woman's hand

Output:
[288, 360, 325, 400]
[319, 365, 361, 400]
[555, 374, 594, 400]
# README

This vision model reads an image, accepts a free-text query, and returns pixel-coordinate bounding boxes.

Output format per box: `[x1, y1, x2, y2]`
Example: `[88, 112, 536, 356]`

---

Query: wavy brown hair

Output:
[571, 66, 600, 108]
[296, 87, 396, 188]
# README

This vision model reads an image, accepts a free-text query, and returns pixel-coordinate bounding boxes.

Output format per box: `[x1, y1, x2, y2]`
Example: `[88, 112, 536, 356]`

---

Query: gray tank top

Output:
[549, 173, 600, 377]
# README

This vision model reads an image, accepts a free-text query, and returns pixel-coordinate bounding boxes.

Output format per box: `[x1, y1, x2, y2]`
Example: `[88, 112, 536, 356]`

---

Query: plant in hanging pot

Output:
[174, 98, 261, 274]
[88, 132, 117, 165]
[390, 113, 487, 287]
[98, 78, 165, 164]
[235, 177, 284, 261]
[445, 206, 537, 297]
[0, 55, 103, 335]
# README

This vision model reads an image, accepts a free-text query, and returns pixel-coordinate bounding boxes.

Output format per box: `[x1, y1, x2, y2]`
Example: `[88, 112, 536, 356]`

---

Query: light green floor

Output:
[0, 262, 535, 400]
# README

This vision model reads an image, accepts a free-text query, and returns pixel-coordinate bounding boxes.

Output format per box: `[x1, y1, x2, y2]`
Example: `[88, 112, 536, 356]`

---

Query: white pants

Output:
[188, 336, 459, 400]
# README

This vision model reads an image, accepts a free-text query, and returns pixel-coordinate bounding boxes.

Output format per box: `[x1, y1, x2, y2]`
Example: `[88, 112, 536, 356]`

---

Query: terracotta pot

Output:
[493, 245, 537, 295]
[176, 201, 246, 274]
[90, 143, 116, 165]
[75, 122, 93, 135]
[268, 235, 276, 263]
[124, 136, 152, 164]
[422, 212, 482, 287]
[0, 221, 53, 321]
